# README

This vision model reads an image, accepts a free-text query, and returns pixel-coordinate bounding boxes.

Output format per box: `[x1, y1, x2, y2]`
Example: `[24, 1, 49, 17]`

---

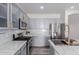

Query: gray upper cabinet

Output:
[0, 3, 7, 27]
[0, 3, 28, 29]
[12, 4, 26, 29]
[12, 4, 20, 28]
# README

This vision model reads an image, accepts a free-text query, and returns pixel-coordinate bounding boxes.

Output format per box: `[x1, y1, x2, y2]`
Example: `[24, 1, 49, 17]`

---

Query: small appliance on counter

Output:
[26, 31, 30, 35]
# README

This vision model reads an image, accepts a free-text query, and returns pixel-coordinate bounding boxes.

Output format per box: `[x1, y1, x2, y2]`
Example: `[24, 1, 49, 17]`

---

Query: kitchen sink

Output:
[51, 39, 79, 46]
[51, 39, 66, 46]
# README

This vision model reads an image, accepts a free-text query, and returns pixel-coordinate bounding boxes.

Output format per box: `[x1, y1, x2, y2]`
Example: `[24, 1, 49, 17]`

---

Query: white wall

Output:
[0, 29, 26, 46]
[28, 18, 58, 46]
[68, 14, 79, 40]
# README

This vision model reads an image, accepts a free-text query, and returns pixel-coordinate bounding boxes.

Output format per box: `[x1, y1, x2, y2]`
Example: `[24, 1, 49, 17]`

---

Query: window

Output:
[0, 3, 7, 27]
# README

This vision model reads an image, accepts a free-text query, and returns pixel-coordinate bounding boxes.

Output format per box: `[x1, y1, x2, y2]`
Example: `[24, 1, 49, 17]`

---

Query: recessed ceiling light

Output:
[40, 6, 44, 10]
[70, 6, 74, 9]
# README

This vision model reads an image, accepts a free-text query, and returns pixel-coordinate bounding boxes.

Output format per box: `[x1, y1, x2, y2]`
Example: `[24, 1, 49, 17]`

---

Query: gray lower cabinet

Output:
[15, 43, 27, 55]
[20, 43, 26, 55]
[49, 43, 55, 55]
[49, 40, 59, 55]
[54, 51, 59, 55]
[15, 49, 21, 55]
[49, 44, 59, 55]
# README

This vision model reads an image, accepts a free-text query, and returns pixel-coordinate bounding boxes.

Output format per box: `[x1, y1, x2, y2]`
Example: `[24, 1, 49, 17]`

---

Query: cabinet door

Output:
[22, 45, 26, 55]
[54, 51, 59, 55]
[15, 49, 21, 55]
[12, 4, 20, 28]
[19, 11, 27, 30]
[21, 43, 26, 55]
[49, 44, 55, 55]
[49, 42, 59, 55]
[0, 3, 7, 27]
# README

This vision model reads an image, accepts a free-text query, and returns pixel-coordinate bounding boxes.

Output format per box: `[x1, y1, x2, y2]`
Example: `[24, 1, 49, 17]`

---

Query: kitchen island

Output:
[48, 39, 79, 55]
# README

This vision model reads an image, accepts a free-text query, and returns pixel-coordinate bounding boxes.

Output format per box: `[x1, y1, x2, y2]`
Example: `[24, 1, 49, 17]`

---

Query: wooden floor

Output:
[30, 47, 49, 55]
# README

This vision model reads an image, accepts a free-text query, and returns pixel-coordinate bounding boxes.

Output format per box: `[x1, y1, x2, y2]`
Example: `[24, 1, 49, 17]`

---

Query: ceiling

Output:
[17, 3, 79, 14]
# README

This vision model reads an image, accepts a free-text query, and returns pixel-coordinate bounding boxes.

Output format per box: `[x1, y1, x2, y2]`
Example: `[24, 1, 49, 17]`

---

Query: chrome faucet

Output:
[65, 25, 70, 45]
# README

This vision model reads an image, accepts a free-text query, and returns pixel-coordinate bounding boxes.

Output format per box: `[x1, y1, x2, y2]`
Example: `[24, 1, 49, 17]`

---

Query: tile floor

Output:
[30, 47, 49, 55]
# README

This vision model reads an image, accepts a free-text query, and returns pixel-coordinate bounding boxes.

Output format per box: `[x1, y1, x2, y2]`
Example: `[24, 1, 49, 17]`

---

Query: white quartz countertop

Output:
[55, 46, 79, 55]
[48, 40, 79, 55]
[0, 41, 27, 55]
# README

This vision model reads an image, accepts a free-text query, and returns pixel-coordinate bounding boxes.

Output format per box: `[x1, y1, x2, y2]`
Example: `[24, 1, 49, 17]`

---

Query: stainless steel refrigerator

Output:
[49, 23, 65, 39]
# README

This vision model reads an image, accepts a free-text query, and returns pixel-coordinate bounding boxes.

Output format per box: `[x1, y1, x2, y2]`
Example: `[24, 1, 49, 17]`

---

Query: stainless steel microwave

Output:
[19, 18, 27, 30]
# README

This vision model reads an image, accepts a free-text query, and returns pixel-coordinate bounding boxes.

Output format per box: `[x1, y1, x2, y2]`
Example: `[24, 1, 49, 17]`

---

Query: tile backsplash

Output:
[0, 29, 25, 45]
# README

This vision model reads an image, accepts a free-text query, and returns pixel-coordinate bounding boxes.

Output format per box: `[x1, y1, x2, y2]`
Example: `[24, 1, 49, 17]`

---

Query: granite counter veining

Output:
[0, 41, 27, 55]
[48, 39, 79, 55]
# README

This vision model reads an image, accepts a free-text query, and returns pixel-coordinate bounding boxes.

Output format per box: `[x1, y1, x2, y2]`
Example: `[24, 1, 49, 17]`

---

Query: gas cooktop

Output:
[13, 36, 32, 41]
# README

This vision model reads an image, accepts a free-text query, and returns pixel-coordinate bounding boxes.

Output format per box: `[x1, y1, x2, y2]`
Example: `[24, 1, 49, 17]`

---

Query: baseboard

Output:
[31, 46, 49, 48]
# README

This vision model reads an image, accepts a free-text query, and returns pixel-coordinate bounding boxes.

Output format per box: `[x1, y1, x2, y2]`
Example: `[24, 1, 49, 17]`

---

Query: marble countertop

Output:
[48, 39, 79, 55]
[0, 41, 27, 55]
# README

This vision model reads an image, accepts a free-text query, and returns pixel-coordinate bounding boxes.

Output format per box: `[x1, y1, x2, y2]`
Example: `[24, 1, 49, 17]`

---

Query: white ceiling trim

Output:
[27, 13, 61, 18]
